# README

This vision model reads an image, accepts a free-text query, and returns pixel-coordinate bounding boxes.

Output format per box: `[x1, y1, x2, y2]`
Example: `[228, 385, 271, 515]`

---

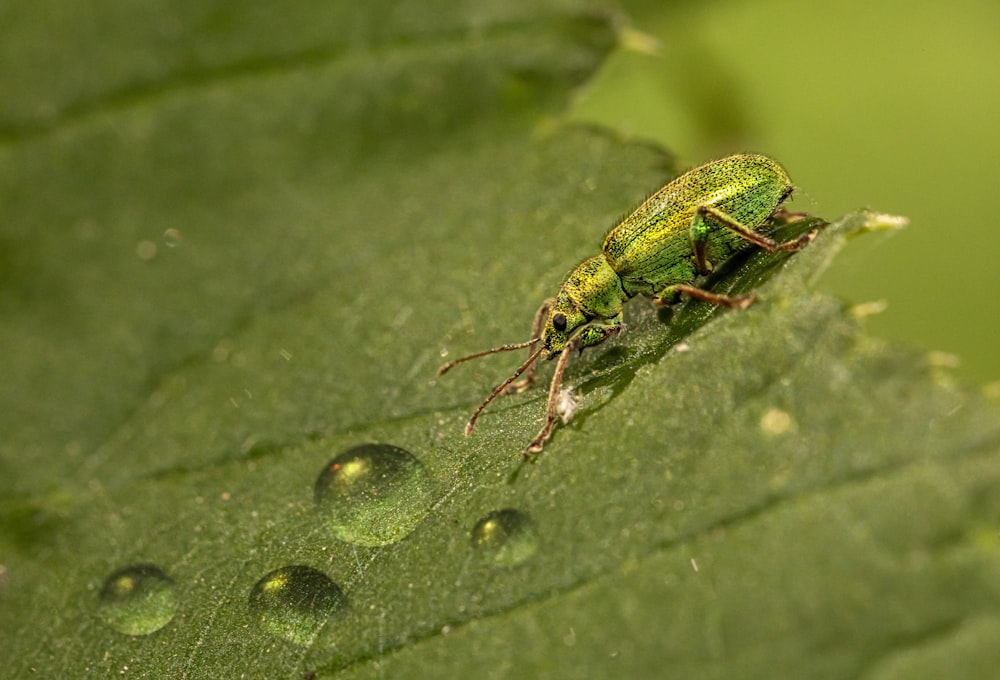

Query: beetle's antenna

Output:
[464, 344, 545, 437]
[437, 337, 540, 376]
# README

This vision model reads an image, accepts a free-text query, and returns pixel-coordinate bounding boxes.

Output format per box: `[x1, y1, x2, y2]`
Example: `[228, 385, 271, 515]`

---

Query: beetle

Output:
[438, 153, 818, 455]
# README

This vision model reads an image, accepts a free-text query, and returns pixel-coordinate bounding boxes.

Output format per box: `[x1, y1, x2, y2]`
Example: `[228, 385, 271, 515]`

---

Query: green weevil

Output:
[438, 153, 817, 455]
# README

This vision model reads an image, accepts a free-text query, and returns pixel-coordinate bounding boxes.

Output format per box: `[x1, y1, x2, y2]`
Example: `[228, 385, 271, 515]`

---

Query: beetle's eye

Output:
[552, 312, 567, 331]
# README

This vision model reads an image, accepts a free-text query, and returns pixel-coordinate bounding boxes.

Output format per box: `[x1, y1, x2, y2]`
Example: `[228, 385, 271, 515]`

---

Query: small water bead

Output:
[471, 509, 538, 567]
[163, 227, 182, 247]
[314, 443, 432, 547]
[248, 565, 346, 646]
[97, 564, 178, 636]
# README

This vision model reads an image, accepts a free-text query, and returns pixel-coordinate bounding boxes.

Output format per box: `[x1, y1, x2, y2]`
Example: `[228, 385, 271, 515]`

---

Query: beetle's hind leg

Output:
[690, 204, 816, 270]
[656, 203, 819, 308]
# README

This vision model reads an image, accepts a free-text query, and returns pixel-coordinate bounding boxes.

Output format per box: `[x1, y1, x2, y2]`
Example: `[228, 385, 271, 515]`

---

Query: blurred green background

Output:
[571, 0, 1000, 385]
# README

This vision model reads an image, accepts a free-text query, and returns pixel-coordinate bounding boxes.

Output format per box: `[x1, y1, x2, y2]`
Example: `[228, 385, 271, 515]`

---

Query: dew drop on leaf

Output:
[470, 509, 538, 567]
[314, 443, 432, 547]
[97, 564, 177, 636]
[248, 565, 347, 646]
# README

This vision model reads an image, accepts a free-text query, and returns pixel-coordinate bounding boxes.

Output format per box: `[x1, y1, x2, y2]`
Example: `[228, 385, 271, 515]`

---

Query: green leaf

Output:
[2, 2, 999, 679]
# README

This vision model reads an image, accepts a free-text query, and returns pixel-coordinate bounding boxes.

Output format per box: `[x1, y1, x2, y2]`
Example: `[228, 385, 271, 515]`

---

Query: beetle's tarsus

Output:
[730, 293, 757, 309]
[525, 414, 557, 454]
[776, 229, 816, 252]
[773, 206, 809, 222]
[524, 432, 548, 456]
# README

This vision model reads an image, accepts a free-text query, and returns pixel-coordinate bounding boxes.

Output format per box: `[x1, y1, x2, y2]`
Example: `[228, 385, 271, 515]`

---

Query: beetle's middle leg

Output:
[653, 283, 756, 309]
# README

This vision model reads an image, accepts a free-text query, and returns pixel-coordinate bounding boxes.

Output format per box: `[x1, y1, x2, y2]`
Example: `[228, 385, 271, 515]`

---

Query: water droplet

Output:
[135, 240, 157, 261]
[249, 565, 346, 646]
[97, 564, 177, 636]
[163, 227, 182, 247]
[470, 509, 538, 567]
[314, 443, 432, 547]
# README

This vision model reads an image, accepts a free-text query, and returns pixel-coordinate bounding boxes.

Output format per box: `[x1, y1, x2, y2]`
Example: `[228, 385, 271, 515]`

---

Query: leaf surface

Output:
[1, 3, 998, 679]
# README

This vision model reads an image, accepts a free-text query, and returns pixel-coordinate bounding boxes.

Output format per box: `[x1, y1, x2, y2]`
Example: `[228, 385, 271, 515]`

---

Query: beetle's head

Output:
[541, 294, 587, 357]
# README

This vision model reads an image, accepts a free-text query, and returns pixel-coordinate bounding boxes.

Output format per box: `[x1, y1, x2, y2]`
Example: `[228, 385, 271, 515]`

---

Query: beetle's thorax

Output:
[565, 255, 628, 316]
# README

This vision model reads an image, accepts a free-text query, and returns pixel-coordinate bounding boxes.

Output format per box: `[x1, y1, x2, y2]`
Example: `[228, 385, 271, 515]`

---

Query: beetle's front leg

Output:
[525, 316, 622, 456]
[505, 299, 552, 394]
